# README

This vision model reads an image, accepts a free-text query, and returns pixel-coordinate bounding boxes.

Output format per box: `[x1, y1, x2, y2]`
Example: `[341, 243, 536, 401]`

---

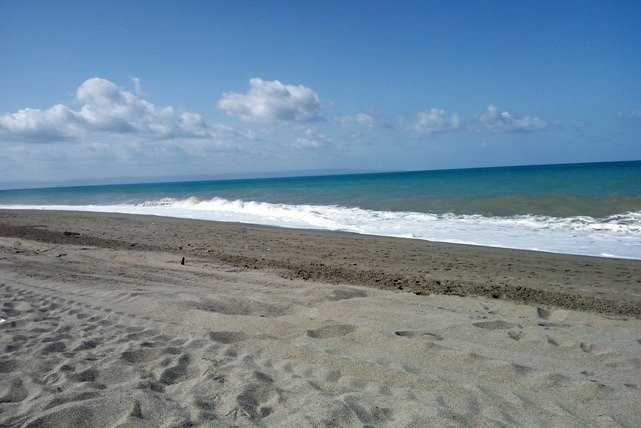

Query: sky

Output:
[1, 0, 640, 185]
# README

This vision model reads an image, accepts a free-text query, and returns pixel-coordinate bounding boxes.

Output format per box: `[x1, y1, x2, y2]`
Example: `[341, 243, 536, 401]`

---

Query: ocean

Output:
[1, 161, 640, 259]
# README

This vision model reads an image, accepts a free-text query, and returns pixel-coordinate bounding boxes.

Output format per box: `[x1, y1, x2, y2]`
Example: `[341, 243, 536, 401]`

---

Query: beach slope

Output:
[1, 210, 640, 426]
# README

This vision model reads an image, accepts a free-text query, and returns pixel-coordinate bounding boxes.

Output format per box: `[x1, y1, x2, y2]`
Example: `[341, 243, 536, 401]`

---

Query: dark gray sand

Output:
[1, 210, 640, 316]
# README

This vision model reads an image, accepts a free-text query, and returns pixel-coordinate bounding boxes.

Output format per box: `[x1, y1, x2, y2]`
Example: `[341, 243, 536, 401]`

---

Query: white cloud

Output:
[290, 128, 330, 148]
[413, 108, 460, 134]
[338, 108, 459, 134]
[132, 77, 143, 95]
[335, 105, 549, 136]
[218, 78, 322, 123]
[335, 111, 401, 130]
[74, 77, 212, 138]
[0, 104, 84, 142]
[335, 112, 377, 127]
[0, 77, 236, 143]
[479, 105, 547, 132]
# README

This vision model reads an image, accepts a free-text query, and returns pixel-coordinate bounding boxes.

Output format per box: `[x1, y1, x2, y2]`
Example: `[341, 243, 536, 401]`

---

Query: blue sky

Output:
[1, 0, 640, 184]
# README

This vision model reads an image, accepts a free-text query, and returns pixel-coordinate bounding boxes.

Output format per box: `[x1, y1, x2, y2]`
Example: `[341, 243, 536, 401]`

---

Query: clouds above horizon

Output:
[0, 77, 242, 143]
[290, 127, 330, 148]
[335, 112, 400, 129]
[336, 109, 462, 134]
[0, 76, 554, 149]
[336, 105, 548, 135]
[218, 78, 323, 123]
[413, 108, 461, 134]
[478, 105, 547, 133]
[3, 73, 634, 185]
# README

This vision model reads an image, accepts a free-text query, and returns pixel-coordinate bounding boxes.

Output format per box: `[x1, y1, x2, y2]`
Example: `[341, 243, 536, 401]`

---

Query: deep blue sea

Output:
[1, 161, 640, 259]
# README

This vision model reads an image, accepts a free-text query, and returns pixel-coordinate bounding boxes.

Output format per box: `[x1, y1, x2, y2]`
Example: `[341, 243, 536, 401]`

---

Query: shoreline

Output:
[0, 207, 637, 259]
[0, 202, 638, 260]
[1, 209, 640, 317]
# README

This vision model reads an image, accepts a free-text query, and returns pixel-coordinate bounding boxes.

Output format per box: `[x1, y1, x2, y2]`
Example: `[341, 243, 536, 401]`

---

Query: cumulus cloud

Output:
[218, 78, 322, 123]
[478, 105, 547, 132]
[75, 78, 214, 138]
[290, 128, 330, 148]
[0, 77, 236, 143]
[413, 108, 460, 134]
[0, 104, 84, 142]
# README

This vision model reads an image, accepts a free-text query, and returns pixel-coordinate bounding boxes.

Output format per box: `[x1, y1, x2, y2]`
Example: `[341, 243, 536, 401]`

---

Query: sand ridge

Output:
[1, 236, 640, 426]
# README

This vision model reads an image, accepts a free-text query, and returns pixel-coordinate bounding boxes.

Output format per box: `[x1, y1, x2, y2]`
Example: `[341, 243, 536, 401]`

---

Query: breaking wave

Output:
[2, 196, 640, 259]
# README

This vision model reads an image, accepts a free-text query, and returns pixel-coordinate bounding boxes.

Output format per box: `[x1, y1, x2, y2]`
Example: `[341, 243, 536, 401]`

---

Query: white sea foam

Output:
[2, 197, 640, 259]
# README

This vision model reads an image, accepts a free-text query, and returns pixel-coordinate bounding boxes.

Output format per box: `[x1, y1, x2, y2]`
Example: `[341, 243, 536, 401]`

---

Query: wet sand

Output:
[1, 210, 640, 316]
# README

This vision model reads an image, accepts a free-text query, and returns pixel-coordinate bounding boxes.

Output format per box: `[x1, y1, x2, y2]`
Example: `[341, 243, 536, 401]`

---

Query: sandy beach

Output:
[1, 210, 640, 426]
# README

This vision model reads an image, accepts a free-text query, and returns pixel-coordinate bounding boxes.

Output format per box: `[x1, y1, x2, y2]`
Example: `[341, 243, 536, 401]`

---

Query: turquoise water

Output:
[2, 161, 641, 217]
[1, 161, 640, 259]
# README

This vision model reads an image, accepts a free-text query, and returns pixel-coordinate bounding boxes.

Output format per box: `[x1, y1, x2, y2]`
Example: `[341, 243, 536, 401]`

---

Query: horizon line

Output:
[1, 159, 640, 192]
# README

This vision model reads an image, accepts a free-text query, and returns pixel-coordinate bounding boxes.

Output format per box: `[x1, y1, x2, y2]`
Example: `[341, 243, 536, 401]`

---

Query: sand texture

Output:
[0, 210, 640, 317]
[0, 211, 640, 426]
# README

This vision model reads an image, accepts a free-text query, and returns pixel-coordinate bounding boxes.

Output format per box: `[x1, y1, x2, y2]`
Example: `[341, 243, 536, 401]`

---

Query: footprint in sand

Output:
[235, 373, 279, 421]
[120, 348, 160, 364]
[41, 341, 66, 354]
[538, 322, 569, 328]
[74, 339, 99, 351]
[0, 359, 19, 373]
[329, 288, 368, 301]
[546, 336, 561, 347]
[307, 324, 356, 339]
[5, 342, 21, 353]
[394, 330, 443, 341]
[67, 368, 98, 383]
[579, 342, 596, 353]
[473, 320, 513, 330]
[0, 375, 34, 403]
[209, 331, 246, 344]
[537, 307, 550, 319]
[508, 331, 524, 341]
[160, 354, 193, 385]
